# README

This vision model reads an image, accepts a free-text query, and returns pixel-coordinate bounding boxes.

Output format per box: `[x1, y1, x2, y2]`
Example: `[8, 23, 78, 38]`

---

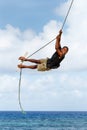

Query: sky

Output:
[0, 0, 87, 111]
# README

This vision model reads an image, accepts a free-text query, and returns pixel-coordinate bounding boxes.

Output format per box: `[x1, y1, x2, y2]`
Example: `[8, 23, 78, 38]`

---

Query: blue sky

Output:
[0, 0, 64, 32]
[0, 0, 87, 111]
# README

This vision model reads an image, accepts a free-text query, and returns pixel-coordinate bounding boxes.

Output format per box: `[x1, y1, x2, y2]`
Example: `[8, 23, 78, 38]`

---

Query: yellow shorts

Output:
[37, 58, 50, 71]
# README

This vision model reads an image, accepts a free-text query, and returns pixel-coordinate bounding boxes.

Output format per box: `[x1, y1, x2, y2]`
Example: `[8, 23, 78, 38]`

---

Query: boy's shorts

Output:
[37, 58, 50, 71]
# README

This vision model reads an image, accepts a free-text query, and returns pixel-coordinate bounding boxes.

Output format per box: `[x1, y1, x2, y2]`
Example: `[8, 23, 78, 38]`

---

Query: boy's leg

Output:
[19, 56, 42, 64]
[26, 59, 41, 64]
[18, 64, 37, 69]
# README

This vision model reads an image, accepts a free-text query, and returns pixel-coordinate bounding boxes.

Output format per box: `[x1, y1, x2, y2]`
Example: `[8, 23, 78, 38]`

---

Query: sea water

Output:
[0, 111, 87, 130]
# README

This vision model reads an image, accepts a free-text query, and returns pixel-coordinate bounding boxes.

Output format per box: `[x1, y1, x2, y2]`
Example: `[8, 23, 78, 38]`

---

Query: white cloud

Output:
[0, 0, 87, 110]
[55, 0, 87, 71]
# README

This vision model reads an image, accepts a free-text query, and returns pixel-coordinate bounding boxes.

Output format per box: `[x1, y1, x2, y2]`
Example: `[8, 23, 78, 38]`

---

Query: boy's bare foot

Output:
[18, 56, 26, 61]
[18, 64, 25, 68]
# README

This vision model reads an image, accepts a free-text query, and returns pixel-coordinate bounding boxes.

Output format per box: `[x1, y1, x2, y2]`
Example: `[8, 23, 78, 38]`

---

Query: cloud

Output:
[1, 0, 87, 74]
[1, 71, 87, 111]
[55, 0, 87, 71]
[0, 0, 87, 110]
[0, 21, 62, 74]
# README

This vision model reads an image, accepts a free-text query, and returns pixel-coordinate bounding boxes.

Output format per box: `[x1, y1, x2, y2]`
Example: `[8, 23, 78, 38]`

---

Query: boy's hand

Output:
[59, 29, 62, 35]
[56, 30, 62, 39]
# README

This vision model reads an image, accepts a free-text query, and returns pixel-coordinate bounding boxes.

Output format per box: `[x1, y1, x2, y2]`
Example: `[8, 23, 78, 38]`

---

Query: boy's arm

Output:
[55, 30, 63, 57]
[55, 30, 62, 50]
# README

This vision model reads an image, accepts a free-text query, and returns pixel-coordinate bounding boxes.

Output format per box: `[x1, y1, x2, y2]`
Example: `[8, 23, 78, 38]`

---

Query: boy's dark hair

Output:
[63, 46, 69, 51]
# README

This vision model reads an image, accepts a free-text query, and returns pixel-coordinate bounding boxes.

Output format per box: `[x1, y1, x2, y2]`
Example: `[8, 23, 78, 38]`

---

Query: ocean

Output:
[0, 111, 87, 130]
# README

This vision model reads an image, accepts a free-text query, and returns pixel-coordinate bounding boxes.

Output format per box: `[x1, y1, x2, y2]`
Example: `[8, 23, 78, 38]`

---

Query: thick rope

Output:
[61, 0, 74, 30]
[18, 69, 24, 112]
[18, 0, 74, 113]
[18, 62, 26, 114]
[27, 38, 56, 58]
[27, 0, 74, 58]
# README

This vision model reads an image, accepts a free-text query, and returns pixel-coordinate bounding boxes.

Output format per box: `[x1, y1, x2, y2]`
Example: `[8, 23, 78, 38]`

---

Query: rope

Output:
[27, 0, 74, 58]
[18, 0, 74, 113]
[18, 62, 26, 114]
[18, 69, 23, 112]
[61, 0, 74, 30]
[27, 38, 56, 58]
